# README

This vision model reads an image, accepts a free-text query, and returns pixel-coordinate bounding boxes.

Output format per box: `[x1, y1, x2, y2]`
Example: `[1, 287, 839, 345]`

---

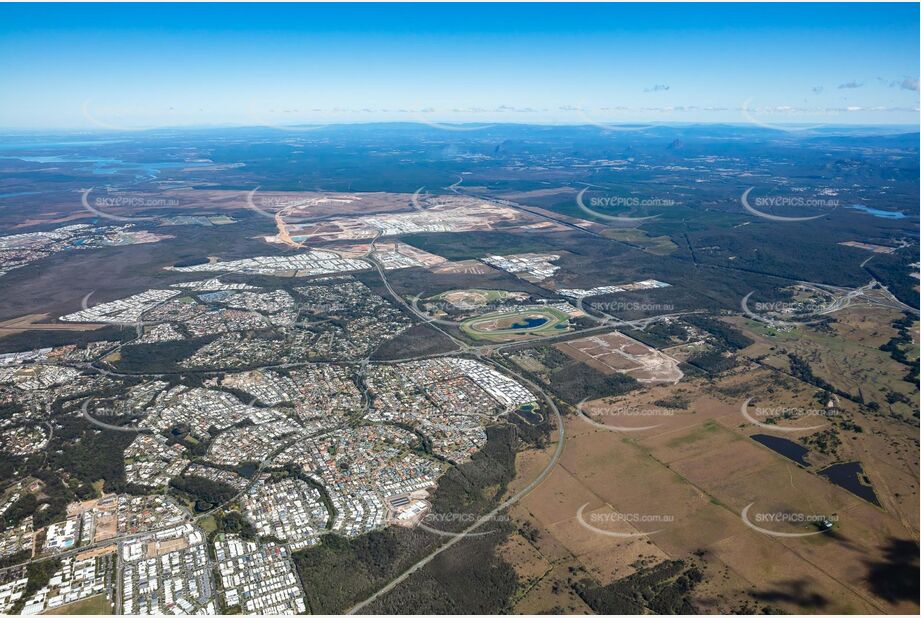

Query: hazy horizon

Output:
[0, 120, 919, 135]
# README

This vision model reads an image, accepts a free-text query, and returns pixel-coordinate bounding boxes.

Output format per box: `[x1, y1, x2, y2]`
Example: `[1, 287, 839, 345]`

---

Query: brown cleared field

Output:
[68, 496, 119, 543]
[145, 537, 188, 558]
[600, 228, 680, 255]
[76, 545, 116, 561]
[250, 190, 415, 219]
[498, 353, 918, 614]
[661, 340, 710, 362]
[280, 195, 554, 244]
[556, 331, 683, 383]
[579, 384, 732, 434]
[429, 259, 497, 276]
[435, 288, 529, 309]
[716, 366, 918, 540]
[75, 189, 418, 225]
[516, 205, 609, 235]
[41, 594, 112, 615]
[14, 211, 94, 229]
[512, 561, 595, 615]
[839, 241, 897, 254]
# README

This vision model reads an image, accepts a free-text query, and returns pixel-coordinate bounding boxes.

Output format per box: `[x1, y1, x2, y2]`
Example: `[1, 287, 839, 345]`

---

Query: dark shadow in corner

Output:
[749, 579, 828, 610]
[864, 538, 920, 604]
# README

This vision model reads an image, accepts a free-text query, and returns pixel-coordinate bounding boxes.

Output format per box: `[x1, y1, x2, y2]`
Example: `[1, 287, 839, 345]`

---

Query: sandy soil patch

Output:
[556, 331, 683, 383]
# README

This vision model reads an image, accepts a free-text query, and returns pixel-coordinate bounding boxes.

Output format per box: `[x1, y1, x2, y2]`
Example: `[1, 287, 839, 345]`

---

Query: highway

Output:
[344, 245, 568, 614]
[18, 219, 791, 612]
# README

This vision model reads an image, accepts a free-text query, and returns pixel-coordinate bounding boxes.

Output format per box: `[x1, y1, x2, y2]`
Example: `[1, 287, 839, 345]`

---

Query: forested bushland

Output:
[292, 425, 521, 614]
[113, 337, 216, 372]
[573, 559, 704, 614]
[362, 524, 518, 614]
[682, 315, 753, 351]
[685, 349, 738, 374]
[879, 312, 918, 384]
[169, 476, 238, 512]
[47, 417, 135, 495]
[9, 557, 63, 614]
[866, 249, 919, 309]
[512, 345, 640, 404]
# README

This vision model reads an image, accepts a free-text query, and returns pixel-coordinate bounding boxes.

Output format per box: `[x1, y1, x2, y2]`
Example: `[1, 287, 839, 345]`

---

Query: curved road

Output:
[80, 397, 152, 433]
[346, 361, 565, 615]
[61, 233, 659, 613]
[345, 251, 567, 614]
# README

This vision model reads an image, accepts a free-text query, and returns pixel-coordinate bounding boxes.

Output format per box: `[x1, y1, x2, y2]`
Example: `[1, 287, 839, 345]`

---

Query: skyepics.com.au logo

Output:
[589, 195, 677, 209]
[81, 187, 178, 222]
[740, 397, 837, 433]
[229, 295, 324, 331]
[740, 187, 838, 222]
[576, 187, 671, 223]
[412, 108, 495, 132]
[741, 503, 838, 538]
[411, 187, 427, 211]
[739, 99, 829, 133]
[590, 300, 676, 313]
[415, 297, 531, 315]
[740, 291, 833, 328]
[576, 398, 673, 432]
[574, 106, 663, 133]
[81, 99, 169, 132]
[576, 503, 673, 538]
[245, 186, 316, 224]
[81, 397, 153, 434]
[418, 511, 511, 538]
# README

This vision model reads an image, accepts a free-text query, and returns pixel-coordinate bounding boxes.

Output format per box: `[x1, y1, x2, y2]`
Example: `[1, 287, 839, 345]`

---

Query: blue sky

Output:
[0, 3, 918, 129]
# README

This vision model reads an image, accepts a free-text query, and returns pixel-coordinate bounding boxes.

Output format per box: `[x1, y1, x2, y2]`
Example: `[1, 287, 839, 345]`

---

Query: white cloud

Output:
[897, 77, 919, 92]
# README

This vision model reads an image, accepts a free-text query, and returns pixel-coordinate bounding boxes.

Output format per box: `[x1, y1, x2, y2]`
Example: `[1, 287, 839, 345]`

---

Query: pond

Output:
[514, 405, 543, 424]
[819, 461, 880, 505]
[751, 434, 811, 467]
[511, 316, 549, 330]
[847, 204, 907, 220]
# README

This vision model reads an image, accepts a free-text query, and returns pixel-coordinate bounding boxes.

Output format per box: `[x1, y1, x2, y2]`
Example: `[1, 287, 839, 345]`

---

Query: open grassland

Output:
[733, 306, 919, 420]
[498, 360, 919, 614]
[601, 228, 679, 255]
[42, 594, 113, 615]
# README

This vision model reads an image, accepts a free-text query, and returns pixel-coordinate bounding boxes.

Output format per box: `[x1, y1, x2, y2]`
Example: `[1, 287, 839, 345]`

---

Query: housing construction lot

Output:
[556, 331, 684, 383]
